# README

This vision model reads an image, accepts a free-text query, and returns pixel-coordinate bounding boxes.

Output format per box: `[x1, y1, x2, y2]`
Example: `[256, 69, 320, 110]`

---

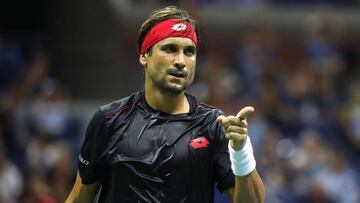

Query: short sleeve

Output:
[78, 109, 108, 184]
[211, 116, 235, 193]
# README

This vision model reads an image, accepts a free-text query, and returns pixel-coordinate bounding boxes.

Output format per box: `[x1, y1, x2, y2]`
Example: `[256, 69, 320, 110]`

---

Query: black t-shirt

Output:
[78, 90, 235, 203]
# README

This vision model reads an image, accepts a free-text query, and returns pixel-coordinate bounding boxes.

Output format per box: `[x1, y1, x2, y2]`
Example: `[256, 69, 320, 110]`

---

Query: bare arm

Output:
[217, 107, 265, 203]
[226, 170, 265, 203]
[65, 171, 100, 203]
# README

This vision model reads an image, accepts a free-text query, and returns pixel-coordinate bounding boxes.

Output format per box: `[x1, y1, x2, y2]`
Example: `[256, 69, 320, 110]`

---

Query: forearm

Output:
[233, 170, 265, 203]
[218, 108, 265, 203]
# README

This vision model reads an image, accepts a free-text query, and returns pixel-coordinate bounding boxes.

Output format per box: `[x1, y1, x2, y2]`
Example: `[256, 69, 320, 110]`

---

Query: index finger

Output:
[236, 106, 255, 120]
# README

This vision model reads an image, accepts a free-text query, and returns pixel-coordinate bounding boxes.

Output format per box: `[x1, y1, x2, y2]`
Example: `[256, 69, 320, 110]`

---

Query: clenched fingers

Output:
[224, 125, 247, 134]
[217, 115, 248, 128]
[224, 132, 248, 143]
[217, 107, 254, 150]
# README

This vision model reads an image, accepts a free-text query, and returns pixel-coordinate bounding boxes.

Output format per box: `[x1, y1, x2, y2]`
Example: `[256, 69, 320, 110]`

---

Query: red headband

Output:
[140, 19, 198, 54]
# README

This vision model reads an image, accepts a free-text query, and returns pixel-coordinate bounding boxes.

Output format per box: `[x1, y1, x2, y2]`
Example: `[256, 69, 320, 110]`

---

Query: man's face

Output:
[141, 37, 197, 94]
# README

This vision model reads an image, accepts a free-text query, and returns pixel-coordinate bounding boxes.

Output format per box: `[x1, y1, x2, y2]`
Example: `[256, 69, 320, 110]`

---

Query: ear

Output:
[139, 54, 147, 66]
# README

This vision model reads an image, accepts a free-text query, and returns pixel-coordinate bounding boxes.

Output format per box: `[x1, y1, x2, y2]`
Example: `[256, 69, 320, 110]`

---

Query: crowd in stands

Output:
[0, 37, 81, 202]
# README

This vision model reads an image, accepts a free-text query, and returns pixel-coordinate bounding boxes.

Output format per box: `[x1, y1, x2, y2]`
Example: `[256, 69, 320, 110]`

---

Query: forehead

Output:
[154, 37, 196, 47]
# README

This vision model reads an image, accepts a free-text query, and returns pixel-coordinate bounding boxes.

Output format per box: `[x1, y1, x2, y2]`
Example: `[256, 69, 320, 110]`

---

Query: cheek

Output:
[190, 69, 196, 80]
[187, 60, 196, 81]
[187, 58, 196, 71]
[147, 59, 164, 74]
[153, 57, 172, 72]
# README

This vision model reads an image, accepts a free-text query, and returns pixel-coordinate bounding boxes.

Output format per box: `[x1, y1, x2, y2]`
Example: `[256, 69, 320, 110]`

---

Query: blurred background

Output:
[1, 0, 360, 202]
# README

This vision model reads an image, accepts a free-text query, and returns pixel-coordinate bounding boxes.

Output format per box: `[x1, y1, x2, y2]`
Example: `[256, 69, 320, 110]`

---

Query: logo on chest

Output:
[189, 137, 210, 149]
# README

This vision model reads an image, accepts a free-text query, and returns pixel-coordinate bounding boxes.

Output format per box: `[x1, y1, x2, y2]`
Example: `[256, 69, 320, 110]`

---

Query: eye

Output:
[162, 45, 177, 53]
[184, 47, 196, 56]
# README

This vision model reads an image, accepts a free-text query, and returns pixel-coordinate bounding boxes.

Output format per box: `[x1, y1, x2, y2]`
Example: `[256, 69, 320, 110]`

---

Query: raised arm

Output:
[65, 171, 100, 203]
[217, 106, 265, 203]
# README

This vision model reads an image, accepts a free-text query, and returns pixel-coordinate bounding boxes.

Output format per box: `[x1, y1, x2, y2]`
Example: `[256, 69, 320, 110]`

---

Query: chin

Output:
[166, 86, 186, 94]
[162, 83, 187, 95]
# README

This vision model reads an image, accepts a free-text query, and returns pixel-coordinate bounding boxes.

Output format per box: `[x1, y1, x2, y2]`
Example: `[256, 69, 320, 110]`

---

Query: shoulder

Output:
[198, 102, 223, 115]
[83, 91, 143, 144]
[85, 91, 142, 129]
[187, 92, 224, 121]
[99, 91, 142, 119]
[186, 93, 226, 137]
[195, 99, 224, 118]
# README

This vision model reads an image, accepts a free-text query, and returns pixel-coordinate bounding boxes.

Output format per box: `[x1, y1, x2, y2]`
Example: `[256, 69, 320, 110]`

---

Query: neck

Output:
[144, 86, 190, 115]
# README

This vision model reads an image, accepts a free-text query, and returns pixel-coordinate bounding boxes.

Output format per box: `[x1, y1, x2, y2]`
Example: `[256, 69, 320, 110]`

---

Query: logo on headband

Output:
[172, 23, 187, 31]
[140, 20, 197, 54]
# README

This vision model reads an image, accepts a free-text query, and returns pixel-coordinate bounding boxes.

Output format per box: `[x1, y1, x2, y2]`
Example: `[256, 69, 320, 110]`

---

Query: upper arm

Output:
[78, 109, 108, 184]
[65, 171, 100, 203]
[67, 110, 106, 202]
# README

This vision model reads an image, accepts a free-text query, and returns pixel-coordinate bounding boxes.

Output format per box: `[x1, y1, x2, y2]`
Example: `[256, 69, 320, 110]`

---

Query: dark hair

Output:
[137, 6, 200, 55]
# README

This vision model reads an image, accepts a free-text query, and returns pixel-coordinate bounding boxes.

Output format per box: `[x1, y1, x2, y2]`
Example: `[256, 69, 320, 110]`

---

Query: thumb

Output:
[236, 106, 255, 120]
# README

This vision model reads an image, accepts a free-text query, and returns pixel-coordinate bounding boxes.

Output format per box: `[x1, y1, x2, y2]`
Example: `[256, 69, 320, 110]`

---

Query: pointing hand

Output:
[216, 106, 254, 150]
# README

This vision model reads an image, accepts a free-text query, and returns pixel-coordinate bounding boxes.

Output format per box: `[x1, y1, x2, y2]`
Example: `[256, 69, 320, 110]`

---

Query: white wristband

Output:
[228, 137, 256, 176]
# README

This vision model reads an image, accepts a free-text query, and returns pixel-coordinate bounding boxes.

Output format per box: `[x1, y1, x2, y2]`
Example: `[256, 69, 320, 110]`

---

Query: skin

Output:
[66, 37, 265, 203]
[218, 107, 265, 203]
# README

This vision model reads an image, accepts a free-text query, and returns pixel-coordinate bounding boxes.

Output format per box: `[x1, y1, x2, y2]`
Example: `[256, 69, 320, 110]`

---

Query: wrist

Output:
[228, 137, 256, 176]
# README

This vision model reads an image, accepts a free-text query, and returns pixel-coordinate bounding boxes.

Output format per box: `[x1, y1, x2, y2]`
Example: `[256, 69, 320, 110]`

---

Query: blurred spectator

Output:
[190, 53, 240, 113]
[26, 135, 68, 175]
[313, 148, 360, 203]
[235, 19, 277, 100]
[20, 171, 56, 203]
[0, 37, 81, 201]
[28, 78, 73, 139]
[11, 51, 53, 150]
[0, 146, 23, 203]
[339, 82, 360, 152]
[48, 144, 73, 202]
[0, 38, 24, 93]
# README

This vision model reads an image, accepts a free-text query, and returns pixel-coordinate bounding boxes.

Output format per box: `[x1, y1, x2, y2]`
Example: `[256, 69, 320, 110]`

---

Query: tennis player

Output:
[66, 6, 264, 203]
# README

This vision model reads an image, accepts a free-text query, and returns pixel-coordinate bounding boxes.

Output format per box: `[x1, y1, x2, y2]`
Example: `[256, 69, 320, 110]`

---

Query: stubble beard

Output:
[156, 79, 188, 95]
[146, 69, 194, 95]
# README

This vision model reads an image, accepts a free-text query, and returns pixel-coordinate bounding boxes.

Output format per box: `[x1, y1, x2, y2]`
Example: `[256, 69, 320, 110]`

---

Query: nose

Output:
[174, 52, 185, 69]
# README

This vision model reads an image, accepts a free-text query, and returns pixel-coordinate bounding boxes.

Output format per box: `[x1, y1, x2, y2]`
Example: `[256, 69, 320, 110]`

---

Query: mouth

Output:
[168, 70, 187, 78]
